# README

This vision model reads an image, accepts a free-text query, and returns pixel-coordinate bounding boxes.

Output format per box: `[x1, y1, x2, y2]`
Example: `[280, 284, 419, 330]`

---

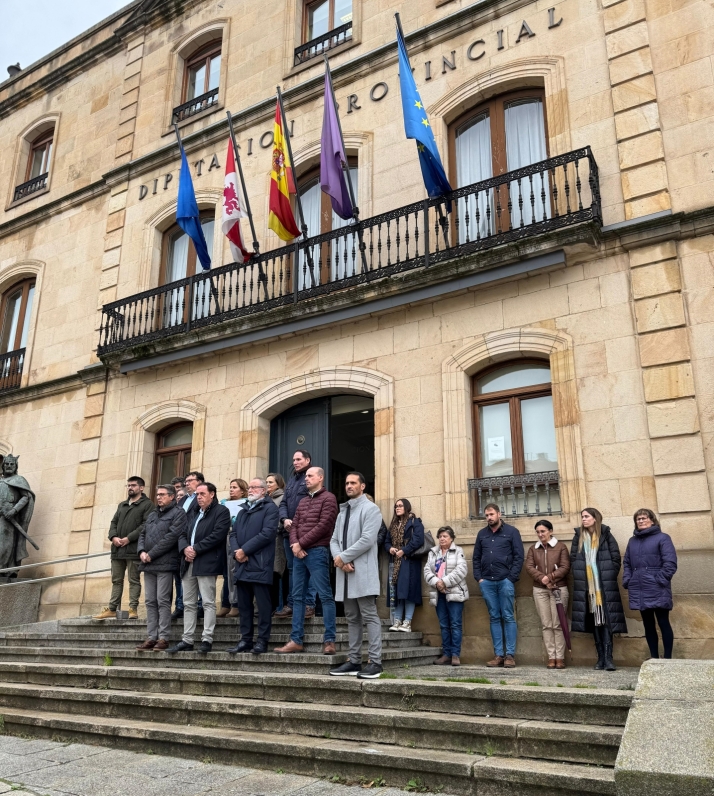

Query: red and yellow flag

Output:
[268, 102, 301, 241]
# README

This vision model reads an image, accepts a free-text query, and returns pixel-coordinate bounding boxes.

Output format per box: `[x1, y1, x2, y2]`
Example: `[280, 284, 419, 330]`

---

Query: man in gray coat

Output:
[329, 472, 383, 679]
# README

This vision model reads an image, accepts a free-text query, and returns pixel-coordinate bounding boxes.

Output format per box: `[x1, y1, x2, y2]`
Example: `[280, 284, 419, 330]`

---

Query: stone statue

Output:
[0, 455, 37, 579]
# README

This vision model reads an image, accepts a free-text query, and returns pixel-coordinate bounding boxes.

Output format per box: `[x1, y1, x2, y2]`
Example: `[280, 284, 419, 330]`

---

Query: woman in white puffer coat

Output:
[424, 526, 469, 666]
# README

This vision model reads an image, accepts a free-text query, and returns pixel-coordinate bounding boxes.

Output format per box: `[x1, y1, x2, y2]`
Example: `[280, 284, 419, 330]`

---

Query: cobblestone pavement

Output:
[0, 736, 446, 796]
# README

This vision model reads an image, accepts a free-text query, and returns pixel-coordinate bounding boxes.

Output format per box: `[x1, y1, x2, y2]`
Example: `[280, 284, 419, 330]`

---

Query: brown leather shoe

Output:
[227, 608, 239, 618]
[504, 655, 516, 668]
[216, 607, 230, 618]
[486, 655, 505, 667]
[433, 655, 451, 665]
[323, 641, 336, 655]
[555, 659, 566, 669]
[304, 606, 316, 619]
[274, 606, 293, 618]
[547, 659, 557, 669]
[274, 640, 304, 653]
[451, 656, 461, 667]
[154, 639, 169, 651]
[135, 639, 156, 650]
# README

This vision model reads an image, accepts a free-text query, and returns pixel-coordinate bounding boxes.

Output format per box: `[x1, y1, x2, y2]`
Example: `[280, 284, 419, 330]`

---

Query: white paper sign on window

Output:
[488, 436, 506, 463]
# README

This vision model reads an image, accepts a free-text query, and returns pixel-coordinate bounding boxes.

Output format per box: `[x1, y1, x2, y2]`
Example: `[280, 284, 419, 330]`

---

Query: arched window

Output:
[472, 360, 558, 479]
[0, 278, 35, 391]
[153, 423, 193, 490]
[14, 126, 54, 202]
[182, 42, 221, 104]
[450, 90, 548, 240]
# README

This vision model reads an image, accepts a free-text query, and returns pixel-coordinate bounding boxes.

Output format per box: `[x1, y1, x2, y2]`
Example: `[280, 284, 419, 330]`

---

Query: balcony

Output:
[294, 22, 353, 66]
[98, 147, 601, 358]
[172, 88, 220, 124]
[13, 173, 48, 203]
[468, 471, 562, 520]
[0, 349, 25, 393]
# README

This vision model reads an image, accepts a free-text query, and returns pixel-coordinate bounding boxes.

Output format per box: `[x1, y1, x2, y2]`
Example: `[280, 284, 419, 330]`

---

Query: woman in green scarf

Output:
[570, 507, 628, 671]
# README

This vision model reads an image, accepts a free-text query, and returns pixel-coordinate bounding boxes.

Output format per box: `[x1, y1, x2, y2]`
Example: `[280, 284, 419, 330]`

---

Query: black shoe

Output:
[167, 640, 193, 654]
[227, 640, 253, 654]
[604, 641, 616, 671]
[198, 641, 212, 654]
[357, 662, 383, 679]
[171, 609, 184, 620]
[252, 640, 268, 655]
[329, 661, 362, 677]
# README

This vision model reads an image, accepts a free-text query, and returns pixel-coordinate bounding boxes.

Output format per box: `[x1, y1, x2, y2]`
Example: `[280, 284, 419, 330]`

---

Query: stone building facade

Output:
[0, 0, 712, 664]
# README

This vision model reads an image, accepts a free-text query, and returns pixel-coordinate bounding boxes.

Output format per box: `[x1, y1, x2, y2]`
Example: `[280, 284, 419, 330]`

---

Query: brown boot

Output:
[304, 606, 316, 619]
[323, 641, 336, 655]
[93, 607, 117, 621]
[555, 659, 566, 669]
[216, 607, 230, 618]
[135, 639, 156, 650]
[433, 655, 451, 665]
[451, 656, 461, 667]
[486, 655, 505, 667]
[274, 640, 304, 653]
[504, 655, 516, 669]
[547, 659, 556, 669]
[274, 606, 293, 618]
[227, 607, 239, 618]
[153, 639, 169, 651]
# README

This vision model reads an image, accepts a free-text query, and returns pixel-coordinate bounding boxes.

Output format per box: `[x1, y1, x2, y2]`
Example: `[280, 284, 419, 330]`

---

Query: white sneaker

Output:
[398, 620, 412, 632]
[389, 620, 402, 631]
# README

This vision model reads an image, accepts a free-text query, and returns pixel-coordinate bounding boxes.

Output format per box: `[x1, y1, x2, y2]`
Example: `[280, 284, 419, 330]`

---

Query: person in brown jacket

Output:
[525, 519, 571, 669]
[275, 466, 338, 654]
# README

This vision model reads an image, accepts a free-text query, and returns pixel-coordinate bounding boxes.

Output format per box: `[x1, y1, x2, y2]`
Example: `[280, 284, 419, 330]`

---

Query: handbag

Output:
[413, 529, 435, 557]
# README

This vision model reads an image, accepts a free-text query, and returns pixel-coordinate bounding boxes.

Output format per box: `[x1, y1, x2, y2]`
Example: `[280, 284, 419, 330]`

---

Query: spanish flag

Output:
[268, 102, 301, 241]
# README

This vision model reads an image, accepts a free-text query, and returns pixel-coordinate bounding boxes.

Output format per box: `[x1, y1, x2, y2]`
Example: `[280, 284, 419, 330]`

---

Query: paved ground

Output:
[0, 736, 448, 796]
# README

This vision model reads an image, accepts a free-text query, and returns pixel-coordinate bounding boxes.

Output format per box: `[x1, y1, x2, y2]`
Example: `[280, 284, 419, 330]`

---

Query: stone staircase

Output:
[0, 615, 633, 795]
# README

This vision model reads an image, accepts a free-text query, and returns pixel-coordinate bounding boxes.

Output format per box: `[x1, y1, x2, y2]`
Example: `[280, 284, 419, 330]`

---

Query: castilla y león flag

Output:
[222, 141, 251, 264]
[268, 102, 301, 241]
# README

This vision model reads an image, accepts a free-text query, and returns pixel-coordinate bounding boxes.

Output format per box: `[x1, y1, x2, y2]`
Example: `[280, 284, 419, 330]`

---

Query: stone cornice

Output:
[0, 364, 107, 408]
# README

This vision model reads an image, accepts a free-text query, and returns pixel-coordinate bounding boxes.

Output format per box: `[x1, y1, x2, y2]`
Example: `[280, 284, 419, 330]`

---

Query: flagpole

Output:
[276, 85, 316, 288]
[226, 111, 259, 256]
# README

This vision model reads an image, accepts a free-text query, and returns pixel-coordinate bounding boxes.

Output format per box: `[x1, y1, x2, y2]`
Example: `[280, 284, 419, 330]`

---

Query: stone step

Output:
[0, 707, 617, 795]
[0, 682, 623, 767]
[59, 616, 397, 630]
[0, 661, 633, 726]
[0, 644, 436, 673]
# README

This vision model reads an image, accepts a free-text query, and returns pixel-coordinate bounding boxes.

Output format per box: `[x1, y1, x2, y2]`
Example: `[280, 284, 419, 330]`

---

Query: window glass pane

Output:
[0, 290, 23, 353]
[187, 62, 206, 100]
[455, 113, 494, 242]
[158, 453, 179, 484]
[477, 362, 551, 394]
[298, 179, 321, 288]
[480, 403, 513, 477]
[334, 0, 353, 24]
[193, 219, 215, 319]
[162, 424, 193, 447]
[208, 53, 221, 91]
[308, 0, 330, 39]
[43, 141, 52, 174]
[167, 231, 190, 282]
[19, 285, 34, 348]
[505, 99, 549, 225]
[331, 166, 358, 280]
[29, 145, 46, 179]
[521, 395, 558, 473]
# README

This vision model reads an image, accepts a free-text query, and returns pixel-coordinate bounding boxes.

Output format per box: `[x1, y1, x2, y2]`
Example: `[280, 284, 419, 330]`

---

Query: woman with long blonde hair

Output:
[570, 508, 627, 671]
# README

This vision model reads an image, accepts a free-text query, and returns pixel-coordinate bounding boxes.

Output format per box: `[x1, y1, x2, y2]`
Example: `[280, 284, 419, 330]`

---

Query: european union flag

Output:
[396, 22, 452, 200]
[177, 144, 211, 270]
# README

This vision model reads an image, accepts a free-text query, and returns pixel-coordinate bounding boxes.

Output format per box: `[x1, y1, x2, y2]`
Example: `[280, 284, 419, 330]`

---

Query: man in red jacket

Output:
[275, 466, 338, 654]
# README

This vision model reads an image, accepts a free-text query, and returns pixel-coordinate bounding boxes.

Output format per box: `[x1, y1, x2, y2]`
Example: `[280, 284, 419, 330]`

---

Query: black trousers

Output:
[640, 608, 674, 658]
[236, 581, 272, 644]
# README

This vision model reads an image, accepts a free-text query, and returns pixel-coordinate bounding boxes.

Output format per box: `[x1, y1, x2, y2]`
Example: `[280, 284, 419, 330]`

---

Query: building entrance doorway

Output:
[269, 395, 375, 503]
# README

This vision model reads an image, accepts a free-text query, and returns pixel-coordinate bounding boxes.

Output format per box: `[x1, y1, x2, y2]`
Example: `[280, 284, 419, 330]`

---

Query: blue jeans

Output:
[393, 600, 416, 622]
[435, 593, 464, 657]
[290, 546, 336, 645]
[283, 535, 316, 609]
[479, 578, 517, 657]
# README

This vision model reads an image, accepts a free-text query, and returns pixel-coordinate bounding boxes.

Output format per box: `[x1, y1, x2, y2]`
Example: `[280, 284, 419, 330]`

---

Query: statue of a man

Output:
[0, 455, 36, 577]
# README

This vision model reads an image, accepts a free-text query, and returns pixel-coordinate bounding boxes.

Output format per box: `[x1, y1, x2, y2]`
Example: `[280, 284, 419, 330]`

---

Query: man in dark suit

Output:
[171, 471, 203, 619]
[228, 478, 279, 655]
[168, 482, 230, 654]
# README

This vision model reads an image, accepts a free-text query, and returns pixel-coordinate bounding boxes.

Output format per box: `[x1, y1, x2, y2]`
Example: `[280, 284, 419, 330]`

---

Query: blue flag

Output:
[177, 144, 211, 270]
[396, 23, 452, 199]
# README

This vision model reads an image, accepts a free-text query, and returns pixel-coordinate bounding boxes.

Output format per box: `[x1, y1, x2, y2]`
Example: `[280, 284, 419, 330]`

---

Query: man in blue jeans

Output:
[274, 467, 338, 654]
[473, 503, 524, 668]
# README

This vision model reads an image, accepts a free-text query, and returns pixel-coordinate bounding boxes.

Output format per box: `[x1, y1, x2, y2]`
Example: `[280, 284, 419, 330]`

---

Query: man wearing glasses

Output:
[171, 471, 204, 619]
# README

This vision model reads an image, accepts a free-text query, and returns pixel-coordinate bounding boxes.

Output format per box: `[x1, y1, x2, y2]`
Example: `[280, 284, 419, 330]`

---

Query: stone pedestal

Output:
[615, 659, 714, 796]
[0, 580, 42, 627]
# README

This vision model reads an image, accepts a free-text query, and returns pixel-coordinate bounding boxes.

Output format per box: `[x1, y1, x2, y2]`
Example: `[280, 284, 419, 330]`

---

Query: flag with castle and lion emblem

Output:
[222, 141, 252, 264]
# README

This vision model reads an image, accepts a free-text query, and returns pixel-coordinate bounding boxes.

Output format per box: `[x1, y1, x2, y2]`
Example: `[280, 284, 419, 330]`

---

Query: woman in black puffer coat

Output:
[570, 507, 627, 671]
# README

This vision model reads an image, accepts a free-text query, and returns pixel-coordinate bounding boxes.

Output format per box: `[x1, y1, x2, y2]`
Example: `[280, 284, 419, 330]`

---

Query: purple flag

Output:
[320, 72, 354, 220]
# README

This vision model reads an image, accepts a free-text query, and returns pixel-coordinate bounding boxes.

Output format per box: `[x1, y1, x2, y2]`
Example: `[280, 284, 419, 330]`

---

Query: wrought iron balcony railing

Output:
[468, 471, 561, 520]
[172, 87, 220, 123]
[294, 22, 353, 66]
[0, 348, 25, 393]
[97, 147, 601, 356]
[13, 173, 48, 203]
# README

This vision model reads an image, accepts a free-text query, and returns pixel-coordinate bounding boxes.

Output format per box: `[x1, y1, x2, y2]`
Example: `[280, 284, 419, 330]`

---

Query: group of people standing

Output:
[93, 453, 679, 672]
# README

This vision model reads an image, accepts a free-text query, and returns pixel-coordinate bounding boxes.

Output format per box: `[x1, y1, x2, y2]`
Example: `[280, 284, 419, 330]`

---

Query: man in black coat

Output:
[168, 482, 230, 655]
[228, 478, 279, 655]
